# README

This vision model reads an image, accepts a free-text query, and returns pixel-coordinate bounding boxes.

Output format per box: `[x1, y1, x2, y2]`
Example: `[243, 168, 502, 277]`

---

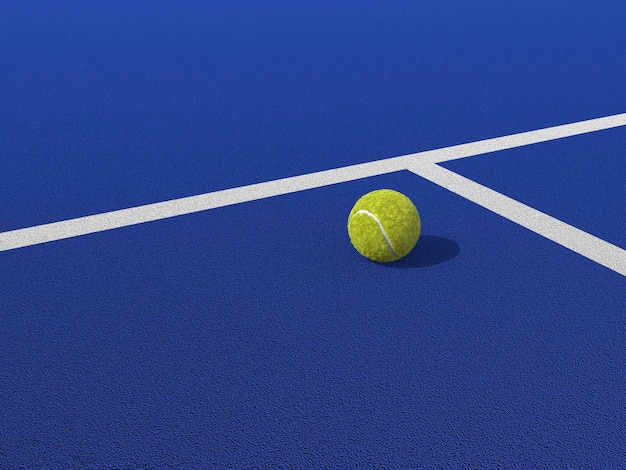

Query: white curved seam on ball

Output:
[353, 209, 397, 257]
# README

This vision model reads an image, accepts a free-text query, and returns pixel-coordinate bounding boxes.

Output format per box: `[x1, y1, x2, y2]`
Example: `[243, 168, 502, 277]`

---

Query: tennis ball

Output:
[347, 189, 421, 262]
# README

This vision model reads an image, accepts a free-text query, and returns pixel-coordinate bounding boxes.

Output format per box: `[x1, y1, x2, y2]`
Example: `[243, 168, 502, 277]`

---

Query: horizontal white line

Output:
[420, 112, 626, 163]
[1, 112, 625, 253]
[407, 161, 626, 277]
[0, 161, 405, 252]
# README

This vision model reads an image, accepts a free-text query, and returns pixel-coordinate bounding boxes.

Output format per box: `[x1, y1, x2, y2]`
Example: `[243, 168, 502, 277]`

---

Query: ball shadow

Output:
[383, 235, 460, 269]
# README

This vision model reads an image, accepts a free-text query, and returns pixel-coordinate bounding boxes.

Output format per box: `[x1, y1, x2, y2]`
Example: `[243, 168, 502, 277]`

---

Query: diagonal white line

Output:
[1, 112, 625, 254]
[407, 161, 626, 277]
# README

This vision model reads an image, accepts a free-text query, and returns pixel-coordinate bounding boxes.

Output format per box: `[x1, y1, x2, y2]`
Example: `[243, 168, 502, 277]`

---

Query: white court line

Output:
[1, 112, 626, 275]
[423, 112, 626, 163]
[407, 161, 626, 277]
[0, 160, 407, 253]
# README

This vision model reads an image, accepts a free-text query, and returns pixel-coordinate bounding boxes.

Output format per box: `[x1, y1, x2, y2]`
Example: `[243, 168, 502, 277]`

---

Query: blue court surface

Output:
[1, 1, 625, 468]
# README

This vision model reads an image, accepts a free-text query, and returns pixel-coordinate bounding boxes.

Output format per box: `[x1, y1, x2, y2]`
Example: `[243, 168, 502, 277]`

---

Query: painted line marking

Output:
[1, 112, 625, 276]
[422, 112, 626, 163]
[0, 162, 404, 253]
[407, 161, 626, 277]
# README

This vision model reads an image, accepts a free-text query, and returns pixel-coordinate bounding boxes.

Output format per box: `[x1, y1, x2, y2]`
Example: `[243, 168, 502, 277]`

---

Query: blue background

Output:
[1, 1, 625, 467]
[2, 0, 626, 231]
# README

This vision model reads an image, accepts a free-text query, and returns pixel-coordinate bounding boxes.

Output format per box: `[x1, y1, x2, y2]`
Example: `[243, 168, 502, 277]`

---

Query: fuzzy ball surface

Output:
[347, 189, 421, 262]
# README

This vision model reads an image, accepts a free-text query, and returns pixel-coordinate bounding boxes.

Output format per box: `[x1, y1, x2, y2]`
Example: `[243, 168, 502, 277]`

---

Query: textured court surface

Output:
[1, 1, 625, 468]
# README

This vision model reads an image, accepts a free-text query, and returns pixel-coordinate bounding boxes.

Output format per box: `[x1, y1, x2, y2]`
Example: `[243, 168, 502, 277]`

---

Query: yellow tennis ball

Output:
[347, 189, 421, 262]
